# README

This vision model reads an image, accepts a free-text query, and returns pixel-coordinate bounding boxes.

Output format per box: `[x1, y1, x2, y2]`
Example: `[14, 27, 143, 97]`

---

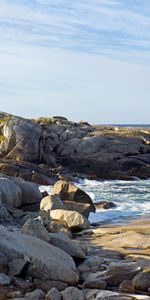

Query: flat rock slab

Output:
[82, 263, 141, 287]
[0, 226, 79, 284]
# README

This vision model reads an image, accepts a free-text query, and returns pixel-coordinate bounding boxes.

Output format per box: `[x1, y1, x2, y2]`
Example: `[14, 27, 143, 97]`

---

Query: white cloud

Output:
[0, 0, 150, 122]
[0, 0, 150, 58]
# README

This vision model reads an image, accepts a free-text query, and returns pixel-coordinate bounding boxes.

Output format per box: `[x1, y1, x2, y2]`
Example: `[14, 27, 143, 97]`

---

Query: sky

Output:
[0, 0, 150, 123]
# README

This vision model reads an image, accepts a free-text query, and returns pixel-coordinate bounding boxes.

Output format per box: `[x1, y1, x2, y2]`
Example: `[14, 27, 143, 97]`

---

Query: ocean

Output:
[100, 124, 150, 128]
[39, 178, 150, 225]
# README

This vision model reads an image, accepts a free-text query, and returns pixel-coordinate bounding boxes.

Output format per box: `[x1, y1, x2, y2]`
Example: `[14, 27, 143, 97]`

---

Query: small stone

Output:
[47, 219, 72, 238]
[0, 204, 11, 221]
[25, 288, 45, 299]
[95, 201, 116, 210]
[83, 280, 107, 289]
[132, 269, 150, 291]
[14, 278, 33, 293]
[0, 273, 12, 286]
[0, 253, 8, 273]
[34, 279, 68, 292]
[119, 280, 135, 293]
[7, 291, 23, 298]
[62, 287, 85, 300]
[95, 290, 119, 298]
[46, 287, 62, 300]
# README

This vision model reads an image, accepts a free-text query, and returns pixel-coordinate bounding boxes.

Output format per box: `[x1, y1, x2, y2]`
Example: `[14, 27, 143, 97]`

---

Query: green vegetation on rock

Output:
[33, 117, 53, 124]
[0, 116, 10, 125]
[0, 134, 6, 143]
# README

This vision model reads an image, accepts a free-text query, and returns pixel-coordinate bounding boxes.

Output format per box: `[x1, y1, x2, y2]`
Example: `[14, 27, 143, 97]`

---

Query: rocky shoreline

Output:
[0, 173, 150, 300]
[0, 112, 150, 299]
[0, 112, 150, 183]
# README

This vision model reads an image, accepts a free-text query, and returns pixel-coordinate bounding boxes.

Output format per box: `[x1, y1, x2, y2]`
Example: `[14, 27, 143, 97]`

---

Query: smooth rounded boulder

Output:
[40, 195, 65, 211]
[0, 226, 79, 284]
[132, 269, 150, 291]
[52, 180, 95, 217]
[0, 177, 22, 207]
[49, 232, 86, 258]
[12, 177, 42, 205]
[50, 209, 90, 231]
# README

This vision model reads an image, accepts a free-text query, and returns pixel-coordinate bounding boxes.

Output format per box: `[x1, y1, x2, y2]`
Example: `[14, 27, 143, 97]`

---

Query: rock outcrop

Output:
[0, 225, 79, 284]
[0, 173, 42, 210]
[50, 209, 90, 231]
[0, 112, 150, 182]
[52, 180, 95, 217]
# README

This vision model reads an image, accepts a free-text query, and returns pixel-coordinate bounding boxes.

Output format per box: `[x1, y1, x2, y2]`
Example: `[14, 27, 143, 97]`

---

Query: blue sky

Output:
[0, 0, 150, 123]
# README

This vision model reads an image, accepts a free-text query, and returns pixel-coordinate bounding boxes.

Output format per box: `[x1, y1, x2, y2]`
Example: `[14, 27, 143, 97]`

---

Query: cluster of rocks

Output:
[0, 112, 150, 183]
[0, 173, 150, 299]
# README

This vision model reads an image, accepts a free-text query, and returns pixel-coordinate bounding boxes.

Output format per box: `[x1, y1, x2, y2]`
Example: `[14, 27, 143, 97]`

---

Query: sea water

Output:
[39, 179, 150, 224]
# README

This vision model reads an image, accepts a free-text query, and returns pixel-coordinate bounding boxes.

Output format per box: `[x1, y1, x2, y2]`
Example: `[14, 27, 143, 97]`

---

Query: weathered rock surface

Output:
[0, 173, 42, 211]
[46, 287, 62, 300]
[21, 218, 50, 242]
[49, 232, 86, 258]
[0, 273, 12, 285]
[95, 201, 116, 210]
[83, 279, 107, 289]
[34, 279, 68, 292]
[132, 269, 150, 291]
[46, 219, 72, 237]
[77, 255, 104, 273]
[25, 288, 45, 299]
[0, 112, 150, 181]
[40, 195, 65, 211]
[119, 280, 135, 293]
[12, 177, 42, 206]
[62, 286, 85, 300]
[8, 258, 29, 277]
[53, 180, 95, 217]
[50, 209, 90, 231]
[0, 226, 79, 284]
[0, 202, 11, 221]
[82, 263, 141, 287]
[0, 177, 22, 207]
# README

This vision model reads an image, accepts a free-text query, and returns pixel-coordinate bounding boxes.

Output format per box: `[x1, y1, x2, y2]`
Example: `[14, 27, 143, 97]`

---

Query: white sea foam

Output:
[39, 178, 150, 224]
[78, 178, 150, 223]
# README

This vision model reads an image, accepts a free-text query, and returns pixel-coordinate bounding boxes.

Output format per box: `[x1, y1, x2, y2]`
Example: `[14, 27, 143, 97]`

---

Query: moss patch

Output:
[34, 117, 53, 124]
[0, 116, 10, 125]
[0, 134, 6, 143]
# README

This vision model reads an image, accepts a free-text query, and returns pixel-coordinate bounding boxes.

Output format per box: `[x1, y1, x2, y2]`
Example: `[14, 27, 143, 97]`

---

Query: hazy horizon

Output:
[0, 0, 150, 124]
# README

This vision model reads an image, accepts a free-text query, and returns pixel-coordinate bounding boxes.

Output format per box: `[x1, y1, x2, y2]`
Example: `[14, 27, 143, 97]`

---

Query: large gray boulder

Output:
[49, 232, 86, 259]
[52, 180, 95, 217]
[50, 209, 90, 231]
[0, 177, 22, 207]
[12, 177, 42, 206]
[0, 226, 79, 284]
[21, 218, 50, 242]
[1, 114, 42, 162]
